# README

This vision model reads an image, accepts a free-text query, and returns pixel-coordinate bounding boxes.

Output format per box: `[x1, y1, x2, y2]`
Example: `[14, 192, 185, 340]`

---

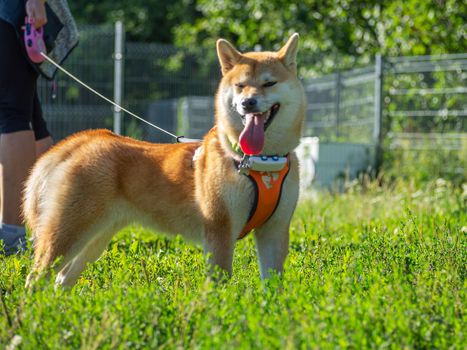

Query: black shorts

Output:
[0, 18, 50, 140]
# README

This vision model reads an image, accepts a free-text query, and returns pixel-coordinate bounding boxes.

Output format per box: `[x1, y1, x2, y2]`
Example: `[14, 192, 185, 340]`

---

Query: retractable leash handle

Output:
[23, 17, 46, 63]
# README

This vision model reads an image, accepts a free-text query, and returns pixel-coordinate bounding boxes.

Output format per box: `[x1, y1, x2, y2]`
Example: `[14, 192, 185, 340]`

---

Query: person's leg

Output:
[32, 91, 53, 157]
[0, 130, 38, 254]
[0, 131, 36, 225]
[0, 131, 36, 254]
[36, 136, 53, 157]
[0, 19, 39, 254]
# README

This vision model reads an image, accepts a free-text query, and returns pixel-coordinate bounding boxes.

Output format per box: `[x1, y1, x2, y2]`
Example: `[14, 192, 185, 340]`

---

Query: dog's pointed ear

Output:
[278, 33, 299, 72]
[217, 39, 242, 75]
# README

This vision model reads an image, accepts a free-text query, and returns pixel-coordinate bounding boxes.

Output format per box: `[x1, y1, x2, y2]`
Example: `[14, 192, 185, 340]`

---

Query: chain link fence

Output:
[37, 25, 115, 140]
[303, 66, 377, 144]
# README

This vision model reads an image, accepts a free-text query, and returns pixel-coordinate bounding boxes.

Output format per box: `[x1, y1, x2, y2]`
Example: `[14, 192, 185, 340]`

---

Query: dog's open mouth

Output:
[240, 103, 280, 130]
[239, 103, 280, 155]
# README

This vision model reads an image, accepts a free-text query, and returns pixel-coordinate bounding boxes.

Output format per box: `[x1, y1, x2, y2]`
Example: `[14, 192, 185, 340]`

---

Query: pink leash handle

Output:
[23, 17, 46, 63]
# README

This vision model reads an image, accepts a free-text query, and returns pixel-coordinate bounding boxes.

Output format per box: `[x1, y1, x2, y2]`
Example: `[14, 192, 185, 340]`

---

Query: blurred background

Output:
[37, 0, 466, 189]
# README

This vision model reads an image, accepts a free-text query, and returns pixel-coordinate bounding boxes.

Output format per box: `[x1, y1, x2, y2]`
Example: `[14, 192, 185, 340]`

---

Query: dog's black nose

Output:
[241, 98, 258, 111]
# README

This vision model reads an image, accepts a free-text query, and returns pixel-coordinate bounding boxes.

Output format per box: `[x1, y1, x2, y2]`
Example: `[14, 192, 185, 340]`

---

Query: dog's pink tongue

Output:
[239, 114, 265, 155]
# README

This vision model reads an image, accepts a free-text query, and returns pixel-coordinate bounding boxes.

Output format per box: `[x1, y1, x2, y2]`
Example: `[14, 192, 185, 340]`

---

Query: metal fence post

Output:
[335, 71, 341, 138]
[374, 54, 384, 170]
[113, 21, 125, 135]
[374, 54, 383, 144]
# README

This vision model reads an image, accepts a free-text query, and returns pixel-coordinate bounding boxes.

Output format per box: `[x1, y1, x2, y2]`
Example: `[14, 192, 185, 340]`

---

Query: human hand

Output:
[25, 0, 47, 29]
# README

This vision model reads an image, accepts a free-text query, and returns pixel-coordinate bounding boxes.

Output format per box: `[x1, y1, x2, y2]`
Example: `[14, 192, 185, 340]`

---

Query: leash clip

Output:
[23, 17, 46, 63]
[238, 155, 251, 175]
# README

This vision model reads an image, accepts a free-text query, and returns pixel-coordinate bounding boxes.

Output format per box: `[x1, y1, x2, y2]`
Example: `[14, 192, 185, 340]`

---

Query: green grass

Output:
[1, 180, 465, 349]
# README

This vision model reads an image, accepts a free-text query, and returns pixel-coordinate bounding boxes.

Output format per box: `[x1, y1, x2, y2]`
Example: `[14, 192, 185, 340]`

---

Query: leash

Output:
[24, 17, 198, 143]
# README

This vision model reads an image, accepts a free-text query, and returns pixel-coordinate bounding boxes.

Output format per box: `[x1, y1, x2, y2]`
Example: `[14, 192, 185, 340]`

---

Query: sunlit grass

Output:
[1, 180, 465, 349]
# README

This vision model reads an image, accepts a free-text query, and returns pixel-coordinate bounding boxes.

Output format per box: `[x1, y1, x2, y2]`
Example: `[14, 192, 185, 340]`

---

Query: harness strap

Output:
[238, 157, 290, 239]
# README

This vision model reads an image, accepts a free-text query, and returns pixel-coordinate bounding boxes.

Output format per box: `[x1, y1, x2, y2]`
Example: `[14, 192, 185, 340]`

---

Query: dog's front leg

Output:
[204, 202, 235, 277]
[254, 160, 299, 279]
[254, 220, 290, 279]
[202, 213, 235, 278]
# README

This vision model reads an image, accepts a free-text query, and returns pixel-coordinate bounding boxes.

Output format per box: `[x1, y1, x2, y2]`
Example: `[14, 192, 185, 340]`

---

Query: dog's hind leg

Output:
[27, 212, 115, 288]
[55, 228, 116, 287]
[26, 219, 79, 288]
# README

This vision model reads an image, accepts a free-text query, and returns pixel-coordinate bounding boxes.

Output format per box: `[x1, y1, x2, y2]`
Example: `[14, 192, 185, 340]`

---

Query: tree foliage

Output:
[70, 0, 466, 74]
[69, 0, 200, 43]
[173, 0, 467, 74]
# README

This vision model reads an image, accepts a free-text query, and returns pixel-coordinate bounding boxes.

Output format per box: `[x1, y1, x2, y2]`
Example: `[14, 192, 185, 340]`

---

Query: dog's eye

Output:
[263, 81, 277, 87]
[235, 83, 245, 89]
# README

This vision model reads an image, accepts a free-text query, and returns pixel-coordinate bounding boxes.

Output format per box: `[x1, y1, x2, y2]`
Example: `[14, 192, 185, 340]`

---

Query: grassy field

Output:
[0, 179, 465, 349]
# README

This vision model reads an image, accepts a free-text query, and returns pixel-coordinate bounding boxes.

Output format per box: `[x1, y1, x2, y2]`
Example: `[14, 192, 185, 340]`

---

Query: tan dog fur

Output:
[23, 34, 306, 287]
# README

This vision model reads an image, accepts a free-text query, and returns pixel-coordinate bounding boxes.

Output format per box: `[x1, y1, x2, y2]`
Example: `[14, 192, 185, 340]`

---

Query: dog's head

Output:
[215, 34, 306, 157]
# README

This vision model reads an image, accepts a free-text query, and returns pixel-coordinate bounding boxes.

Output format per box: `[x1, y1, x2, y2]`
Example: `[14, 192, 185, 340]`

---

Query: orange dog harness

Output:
[238, 156, 290, 239]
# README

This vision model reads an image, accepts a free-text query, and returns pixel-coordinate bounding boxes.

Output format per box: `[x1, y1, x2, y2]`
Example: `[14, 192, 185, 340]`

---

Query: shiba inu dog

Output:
[24, 33, 306, 287]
